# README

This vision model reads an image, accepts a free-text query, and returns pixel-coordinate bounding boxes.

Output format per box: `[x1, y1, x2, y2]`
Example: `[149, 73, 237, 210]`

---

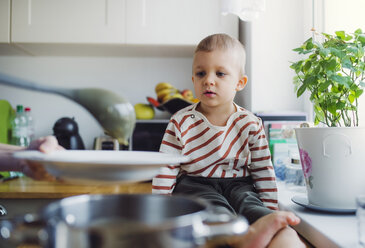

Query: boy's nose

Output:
[204, 76, 215, 86]
[204, 80, 215, 86]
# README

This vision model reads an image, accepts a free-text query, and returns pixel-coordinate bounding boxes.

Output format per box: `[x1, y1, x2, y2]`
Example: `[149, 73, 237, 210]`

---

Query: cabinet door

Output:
[0, 0, 10, 42]
[11, 0, 126, 43]
[125, 0, 238, 45]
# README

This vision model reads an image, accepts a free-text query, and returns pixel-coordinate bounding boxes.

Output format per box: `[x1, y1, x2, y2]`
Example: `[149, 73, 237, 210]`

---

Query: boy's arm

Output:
[152, 165, 180, 194]
[152, 119, 183, 195]
[248, 119, 278, 210]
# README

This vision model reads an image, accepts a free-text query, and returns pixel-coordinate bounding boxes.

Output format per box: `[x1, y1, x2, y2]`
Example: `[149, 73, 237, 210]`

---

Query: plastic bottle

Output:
[10, 105, 28, 177]
[11, 105, 29, 147]
[24, 107, 35, 142]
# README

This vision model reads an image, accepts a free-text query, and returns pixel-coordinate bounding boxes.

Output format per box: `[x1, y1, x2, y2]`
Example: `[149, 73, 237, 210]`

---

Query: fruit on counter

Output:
[146, 96, 160, 108]
[155, 82, 175, 93]
[162, 92, 184, 103]
[134, 103, 155, 120]
[156, 88, 179, 102]
[181, 89, 194, 101]
[155, 82, 197, 104]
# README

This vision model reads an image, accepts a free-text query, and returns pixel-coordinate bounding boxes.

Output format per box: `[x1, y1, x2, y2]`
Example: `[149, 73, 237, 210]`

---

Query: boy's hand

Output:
[22, 136, 65, 181]
[227, 211, 302, 248]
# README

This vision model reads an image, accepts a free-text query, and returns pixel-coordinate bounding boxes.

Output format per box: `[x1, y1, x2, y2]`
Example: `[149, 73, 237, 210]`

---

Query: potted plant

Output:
[290, 29, 365, 209]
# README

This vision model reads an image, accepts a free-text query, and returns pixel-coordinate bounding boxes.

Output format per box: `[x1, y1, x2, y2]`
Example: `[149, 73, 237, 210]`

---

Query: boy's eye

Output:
[217, 71, 226, 77]
[196, 71, 206, 77]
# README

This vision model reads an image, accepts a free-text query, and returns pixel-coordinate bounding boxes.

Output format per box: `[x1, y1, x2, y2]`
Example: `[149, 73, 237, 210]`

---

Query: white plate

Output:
[14, 150, 190, 184]
[291, 195, 356, 214]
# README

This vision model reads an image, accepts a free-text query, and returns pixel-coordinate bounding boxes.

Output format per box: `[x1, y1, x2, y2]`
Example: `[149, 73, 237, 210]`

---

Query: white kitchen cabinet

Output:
[11, 0, 237, 46]
[11, 0, 126, 43]
[0, 0, 10, 43]
[125, 0, 238, 45]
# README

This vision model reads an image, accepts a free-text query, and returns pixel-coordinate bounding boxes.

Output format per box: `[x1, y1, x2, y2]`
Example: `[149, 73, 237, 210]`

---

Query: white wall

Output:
[239, 0, 312, 115]
[0, 56, 193, 148]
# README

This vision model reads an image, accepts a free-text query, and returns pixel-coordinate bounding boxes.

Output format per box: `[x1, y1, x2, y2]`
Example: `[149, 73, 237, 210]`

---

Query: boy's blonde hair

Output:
[194, 33, 246, 76]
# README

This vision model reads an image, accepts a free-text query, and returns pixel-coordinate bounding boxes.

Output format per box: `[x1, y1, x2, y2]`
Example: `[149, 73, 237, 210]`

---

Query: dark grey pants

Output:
[173, 175, 273, 224]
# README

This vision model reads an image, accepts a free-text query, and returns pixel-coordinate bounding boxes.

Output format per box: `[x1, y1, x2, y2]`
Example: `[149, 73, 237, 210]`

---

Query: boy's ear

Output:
[192, 76, 194, 83]
[236, 76, 248, 91]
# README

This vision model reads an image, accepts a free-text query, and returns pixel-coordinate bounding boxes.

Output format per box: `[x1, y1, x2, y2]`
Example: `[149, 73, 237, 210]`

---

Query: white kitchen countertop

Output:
[277, 181, 359, 248]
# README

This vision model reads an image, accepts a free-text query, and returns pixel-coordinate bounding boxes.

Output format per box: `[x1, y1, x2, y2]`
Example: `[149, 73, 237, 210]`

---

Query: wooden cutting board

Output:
[0, 176, 152, 199]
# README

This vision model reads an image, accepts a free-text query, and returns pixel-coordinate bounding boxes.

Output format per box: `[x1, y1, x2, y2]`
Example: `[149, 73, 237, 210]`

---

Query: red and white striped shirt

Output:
[152, 103, 278, 210]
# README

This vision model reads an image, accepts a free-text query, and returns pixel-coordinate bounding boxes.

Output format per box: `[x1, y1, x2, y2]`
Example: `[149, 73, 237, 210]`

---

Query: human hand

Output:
[22, 136, 64, 181]
[227, 211, 301, 248]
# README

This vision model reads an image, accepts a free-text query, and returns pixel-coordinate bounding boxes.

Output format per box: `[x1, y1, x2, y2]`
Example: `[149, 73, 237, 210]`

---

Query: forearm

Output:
[0, 144, 25, 172]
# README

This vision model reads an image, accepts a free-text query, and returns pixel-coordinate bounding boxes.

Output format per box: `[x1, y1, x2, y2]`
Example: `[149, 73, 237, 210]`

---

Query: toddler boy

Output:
[152, 33, 277, 224]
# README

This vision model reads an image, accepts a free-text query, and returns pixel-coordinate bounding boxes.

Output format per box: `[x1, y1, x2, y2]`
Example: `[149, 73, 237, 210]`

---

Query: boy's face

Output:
[192, 48, 247, 109]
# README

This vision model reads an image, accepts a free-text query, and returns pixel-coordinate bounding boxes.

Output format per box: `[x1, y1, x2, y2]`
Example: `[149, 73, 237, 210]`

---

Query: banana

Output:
[155, 82, 175, 93]
[157, 88, 178, 102]
[162, 92, 183, 103]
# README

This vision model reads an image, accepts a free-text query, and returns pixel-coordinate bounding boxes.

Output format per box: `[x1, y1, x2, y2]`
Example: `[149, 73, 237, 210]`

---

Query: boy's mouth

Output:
[203, 90, 216, 97]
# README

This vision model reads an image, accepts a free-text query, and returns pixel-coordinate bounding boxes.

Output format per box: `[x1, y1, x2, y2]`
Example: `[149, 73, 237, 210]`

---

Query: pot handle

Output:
[0, 213, 46, 246]
[193, 212, 249, 246]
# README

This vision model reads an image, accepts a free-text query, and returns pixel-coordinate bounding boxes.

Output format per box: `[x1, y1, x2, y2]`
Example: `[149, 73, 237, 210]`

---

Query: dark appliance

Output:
[53, 117, 85, 150]
[123, 120, 169, 151]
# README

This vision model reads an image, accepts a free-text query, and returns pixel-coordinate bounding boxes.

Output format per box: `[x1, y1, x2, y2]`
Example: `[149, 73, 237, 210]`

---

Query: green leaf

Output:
[350, 84, 359, 91]
[329, 47, 345, 58]
[357, 34, 365, 45]
[331, 85, 340, 93]
[319, 48, 330, 57]
[330, 74, 350, 88]
[348, 94, 355, 103]
[355, 89, 364, 97]
[306, 41, 314, 50]
[347, 46, 358, 54]
[342, 57, 353, 70]
[355, 28, 363, 35]
[328, 103, 337, 115]
[314, 116, 320, 126]
[302, 49, 314, 55]
[322, 33, 332, 39]
[297, 84, 307, 97]
[314, 105, 325, 121]
[303, 75, 316, 86]
[327, 59, 337, 70]
[290, 61, 303, 72]
[292, 76, 301, 91]
[336, 101, 346, 109]
[313, 65, 321, 74]
[303, 37, 313, 45]
[358, 46, 365, 57]
[318, 80, 331, 91]
[360, 81, 365, 87]
[293, 47, 304, 53]
[303, 61, 312, 72]
[344, 34, 353, 41]
[335, 31, 346, 40]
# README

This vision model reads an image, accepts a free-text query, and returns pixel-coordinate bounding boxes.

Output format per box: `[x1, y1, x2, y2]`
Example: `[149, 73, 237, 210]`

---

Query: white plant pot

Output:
[295, 127, 365, 209]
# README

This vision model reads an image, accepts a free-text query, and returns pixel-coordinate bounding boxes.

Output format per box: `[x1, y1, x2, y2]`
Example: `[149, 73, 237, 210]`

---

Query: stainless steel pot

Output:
[0, 194, 248, 248]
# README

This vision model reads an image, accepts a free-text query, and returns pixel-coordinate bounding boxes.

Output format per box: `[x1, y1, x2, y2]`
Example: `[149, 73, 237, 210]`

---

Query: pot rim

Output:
[41, 194, 211, 230]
